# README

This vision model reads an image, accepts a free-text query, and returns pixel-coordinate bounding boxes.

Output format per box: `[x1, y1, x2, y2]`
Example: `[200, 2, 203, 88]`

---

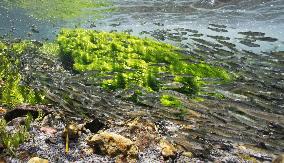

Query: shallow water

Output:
[1, 0, 284, 157]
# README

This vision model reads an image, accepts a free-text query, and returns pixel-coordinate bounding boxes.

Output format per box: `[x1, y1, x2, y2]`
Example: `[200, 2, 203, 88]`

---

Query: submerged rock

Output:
[87, 131, 138, 162]
[27, 157, 48, 163]
[40, 127, 57, 136]
[159, 139, 177, 159]
[273, 154, 284, 163]
[0, 107, 7, 116]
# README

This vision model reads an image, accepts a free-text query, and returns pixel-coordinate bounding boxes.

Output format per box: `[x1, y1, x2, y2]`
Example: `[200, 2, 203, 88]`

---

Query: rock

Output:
[87, 131, 138, 162]
[62, 123, 84, 139]
[182, 151, 193, 158]
[4, 105, 52, 122]
[238, 145, 246, 150]
[0, 143, 4, 154]
[0, 158, 6, 163]
[27, 157, 48, 163]
[0, 107, 6, 116]
[126, 117, 159, 150]
[7, 117, 26, 127]
[84, 118, 105, 133]
[159, 139, 177, 158]
[45, 137, 57, 144]
[82, 148, 94, 156]
[40, 127, 57, 135]
[273, 154, 284, 163]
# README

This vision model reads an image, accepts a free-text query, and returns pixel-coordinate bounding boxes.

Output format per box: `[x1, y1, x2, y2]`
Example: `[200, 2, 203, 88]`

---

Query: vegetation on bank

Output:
[0, 41, 45, 106]
[3, 0, 112, 21]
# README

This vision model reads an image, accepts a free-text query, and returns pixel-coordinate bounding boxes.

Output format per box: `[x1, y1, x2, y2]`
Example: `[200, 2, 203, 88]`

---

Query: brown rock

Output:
[40, 127, 57, 135]
[0, 107, 6, 116]
[87, 132, 138, 162]
[27, 157, 48, 163]
[159, 139, 177, 158]
[82, 148, 94, 156]
[273, 154, 284, 163]
[126, 117, 159, 150]
[0, 158, 6, 163]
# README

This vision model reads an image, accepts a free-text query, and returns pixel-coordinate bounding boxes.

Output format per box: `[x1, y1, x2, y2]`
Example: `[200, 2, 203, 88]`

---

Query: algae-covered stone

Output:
[126, 117, 159, 150]
[57, 29, 232, 97]
[87, 131, 138, 162]
[159, 139, 177, 158]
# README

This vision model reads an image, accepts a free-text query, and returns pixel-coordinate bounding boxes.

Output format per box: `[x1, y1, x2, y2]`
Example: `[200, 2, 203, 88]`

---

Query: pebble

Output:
[27, 157, 48, 163]
[40, 127, 57, 135]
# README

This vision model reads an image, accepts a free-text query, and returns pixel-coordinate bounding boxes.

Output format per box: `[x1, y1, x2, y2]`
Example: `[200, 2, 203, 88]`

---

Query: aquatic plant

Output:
[160, 94, 188, 119]
[3, 0, 112, 21]
[39, 42, 60, 56]
[0, 41, 45, 106]
[57, 29, 232, 96]
[160, 94, 182, 107]
[0, 114, 33, 155]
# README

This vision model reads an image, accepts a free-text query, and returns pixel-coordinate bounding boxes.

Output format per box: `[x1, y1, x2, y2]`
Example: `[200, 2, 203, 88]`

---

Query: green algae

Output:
[39, 42, 60, 55]
[160, 94, 182, 107]
[57, 29, 232, 97]
[0, 41, 45, 106]
[3, 0, 112, 21]
[0, 114, 32, 155]
[160, 94, 188, 119]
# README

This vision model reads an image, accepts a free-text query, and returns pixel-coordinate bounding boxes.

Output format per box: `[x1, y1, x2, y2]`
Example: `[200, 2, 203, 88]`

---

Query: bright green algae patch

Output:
[57, 29, 232, 96]
[160, 94, 182, 107]
[3, 0, 111, 21]
[0, 41, 45, 106]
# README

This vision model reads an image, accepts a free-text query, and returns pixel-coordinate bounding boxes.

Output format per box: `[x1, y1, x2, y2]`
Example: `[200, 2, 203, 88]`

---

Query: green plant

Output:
[160, 94, 182, 107]
[160, 94, 188, 119]
[35, 109, 45, 121]
[0, 41, 45, 106]
[0, 114, 33, 155]
[57, 29, 232, 98]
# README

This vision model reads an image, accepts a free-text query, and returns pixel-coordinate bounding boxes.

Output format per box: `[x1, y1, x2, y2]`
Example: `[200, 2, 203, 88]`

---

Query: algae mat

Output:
[2, 0, 112, 21]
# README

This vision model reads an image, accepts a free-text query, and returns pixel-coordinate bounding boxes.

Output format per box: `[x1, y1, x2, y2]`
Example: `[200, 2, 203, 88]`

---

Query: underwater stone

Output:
[87, 131, 139, 162]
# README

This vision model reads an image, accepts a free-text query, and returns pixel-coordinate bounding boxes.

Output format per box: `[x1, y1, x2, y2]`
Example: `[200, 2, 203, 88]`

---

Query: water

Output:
[1, 0, 284, 158]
